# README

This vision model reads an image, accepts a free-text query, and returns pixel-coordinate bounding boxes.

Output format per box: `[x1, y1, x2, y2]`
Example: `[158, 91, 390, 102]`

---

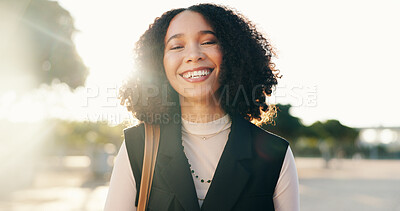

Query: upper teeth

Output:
[182, 69, 211, 79]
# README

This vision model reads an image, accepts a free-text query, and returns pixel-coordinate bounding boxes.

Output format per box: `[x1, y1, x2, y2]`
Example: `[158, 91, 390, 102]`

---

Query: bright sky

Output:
[51, 0, 400, 127]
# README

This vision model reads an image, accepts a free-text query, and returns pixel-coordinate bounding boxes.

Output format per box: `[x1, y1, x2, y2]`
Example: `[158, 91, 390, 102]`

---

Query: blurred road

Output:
[297, 158, 400, 211]
[1, 157, 399, 211]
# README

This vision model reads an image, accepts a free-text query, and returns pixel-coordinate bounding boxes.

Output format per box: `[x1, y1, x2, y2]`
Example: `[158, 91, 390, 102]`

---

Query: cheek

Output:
[163, 60, 173, 81]
[163, 54, 180, 76]
[217, 53, 223, 66]
[212, 48, 223, 66]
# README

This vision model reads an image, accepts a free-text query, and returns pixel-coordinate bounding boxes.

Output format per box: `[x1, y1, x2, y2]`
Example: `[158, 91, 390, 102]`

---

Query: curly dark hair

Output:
[119, 3, 280, 125]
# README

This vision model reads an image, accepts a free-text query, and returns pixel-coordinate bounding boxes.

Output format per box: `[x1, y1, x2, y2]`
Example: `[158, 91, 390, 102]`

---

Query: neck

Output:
[179, 95, 226, 123]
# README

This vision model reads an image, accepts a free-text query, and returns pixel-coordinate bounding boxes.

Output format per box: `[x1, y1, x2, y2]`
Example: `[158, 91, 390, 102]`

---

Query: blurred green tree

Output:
[304, 119, 359, 158]
[1, 0, 88, 90]
[261, 104, 359, 158]
[51, 120, 126, 152]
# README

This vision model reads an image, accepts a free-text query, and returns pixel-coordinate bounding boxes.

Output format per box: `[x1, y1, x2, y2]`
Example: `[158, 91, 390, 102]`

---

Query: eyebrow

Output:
[165, 30, 216, 45]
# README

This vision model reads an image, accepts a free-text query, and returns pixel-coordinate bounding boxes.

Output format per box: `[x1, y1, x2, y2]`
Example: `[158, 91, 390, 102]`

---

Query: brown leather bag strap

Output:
[137, 123, 160, 211]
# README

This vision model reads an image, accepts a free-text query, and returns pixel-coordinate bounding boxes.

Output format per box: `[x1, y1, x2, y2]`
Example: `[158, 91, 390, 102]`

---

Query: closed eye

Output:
[201, 41, 217, 45]
[170, 46, 183, 50]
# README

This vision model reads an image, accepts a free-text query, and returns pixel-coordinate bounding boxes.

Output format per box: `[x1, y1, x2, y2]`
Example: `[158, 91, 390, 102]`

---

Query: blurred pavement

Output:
[297, 158, 400, 211]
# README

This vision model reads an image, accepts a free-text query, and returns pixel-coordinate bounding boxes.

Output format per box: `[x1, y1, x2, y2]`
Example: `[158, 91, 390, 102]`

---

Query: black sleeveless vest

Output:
[124, 114, 289, 211]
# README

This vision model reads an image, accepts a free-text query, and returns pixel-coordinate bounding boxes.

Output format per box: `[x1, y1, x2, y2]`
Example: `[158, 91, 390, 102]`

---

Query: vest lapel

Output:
[200, 115, 253, 211]
[157, 121, 201, 211]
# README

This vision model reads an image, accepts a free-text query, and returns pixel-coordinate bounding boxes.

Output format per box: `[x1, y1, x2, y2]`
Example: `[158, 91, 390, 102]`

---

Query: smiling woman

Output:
[118, 4, 280, 125]
[106, 3, 299, 211]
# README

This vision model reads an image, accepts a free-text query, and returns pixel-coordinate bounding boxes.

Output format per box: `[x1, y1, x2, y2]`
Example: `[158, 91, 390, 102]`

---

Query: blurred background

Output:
[0, 0, 399, 210]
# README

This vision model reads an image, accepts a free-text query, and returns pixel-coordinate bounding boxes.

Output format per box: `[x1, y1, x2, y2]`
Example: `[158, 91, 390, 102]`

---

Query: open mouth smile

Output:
[179, 67, 214, 82]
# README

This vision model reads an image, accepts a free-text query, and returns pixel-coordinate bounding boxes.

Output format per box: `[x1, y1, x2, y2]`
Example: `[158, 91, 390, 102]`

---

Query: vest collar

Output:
[157, 114, 253, 211]
[201, 114, 253, 210]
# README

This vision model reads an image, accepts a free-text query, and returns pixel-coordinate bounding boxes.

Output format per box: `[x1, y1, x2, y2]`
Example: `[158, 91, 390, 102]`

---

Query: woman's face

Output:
[163, 11, 222, 103]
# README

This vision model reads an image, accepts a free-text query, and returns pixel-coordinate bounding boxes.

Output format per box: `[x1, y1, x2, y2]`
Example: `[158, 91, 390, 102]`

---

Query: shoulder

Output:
[246, 121, 289, 159]
[249, 122, 289, 146]
[123, 123, 145, 142]
[123, 123, 146, 159]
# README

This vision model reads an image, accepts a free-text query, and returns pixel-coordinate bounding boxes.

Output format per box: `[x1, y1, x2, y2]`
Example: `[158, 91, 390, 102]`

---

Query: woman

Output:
[105, 3, 299, 211]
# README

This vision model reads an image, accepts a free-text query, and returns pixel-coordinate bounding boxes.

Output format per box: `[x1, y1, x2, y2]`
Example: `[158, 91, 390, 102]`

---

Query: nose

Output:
[185, 44, 204, 63]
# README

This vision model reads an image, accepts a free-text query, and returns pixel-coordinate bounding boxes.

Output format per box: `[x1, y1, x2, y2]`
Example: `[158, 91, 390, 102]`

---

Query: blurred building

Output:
[357, 127, 400, 158]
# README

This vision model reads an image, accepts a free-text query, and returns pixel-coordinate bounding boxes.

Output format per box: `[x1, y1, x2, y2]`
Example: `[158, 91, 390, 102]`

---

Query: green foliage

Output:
[306, 119, 359, 156]
[322, 119, 359, 144]
[262, 104, 360, 157]
[50, 119, 126, 153]
[2, 0, 88, 89]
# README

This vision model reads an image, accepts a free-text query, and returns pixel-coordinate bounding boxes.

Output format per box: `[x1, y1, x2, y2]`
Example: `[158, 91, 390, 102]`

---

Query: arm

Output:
[104, 141, 137, 211]
[273, 146, 300, 211]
